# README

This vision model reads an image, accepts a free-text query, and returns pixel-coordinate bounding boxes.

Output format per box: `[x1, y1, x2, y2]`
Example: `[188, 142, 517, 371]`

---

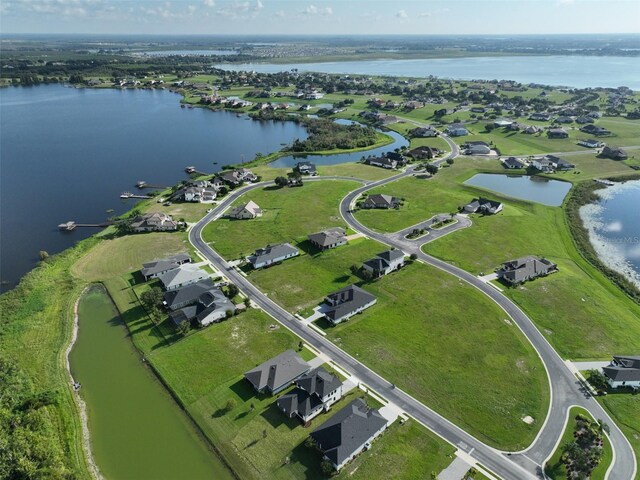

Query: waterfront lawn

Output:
[544, 407, 612, 480]
[544, 153, 636, 181]
[248, 238, 387, 313]
[72, 232, 191, 281]
[353, 175, 477, 233]
[422, 200, 640, 359]
[599, 393, 640, 478]
[324, 263, 549, 450]
[154, 201, 214, 223]
[251, 162, 399, 183]
[150, 309, 454, 480]
[202, 180, 359, 259]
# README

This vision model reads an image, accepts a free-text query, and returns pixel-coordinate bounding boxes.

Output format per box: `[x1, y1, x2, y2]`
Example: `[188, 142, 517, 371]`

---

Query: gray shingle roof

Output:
[158, 264, 208, 290]
[163, 279, 216, 309]
[501, 256, 557, 284]
[244, 350, 310, 393]
[308, 228, 347, 248]
[248, 243, 299, 267]
[277, 387, 323, 418]
[296, 367, 342, 399]
[310, 398, 387, 467]
[325, 285, 376, 323]
[603, 355, 640, 383]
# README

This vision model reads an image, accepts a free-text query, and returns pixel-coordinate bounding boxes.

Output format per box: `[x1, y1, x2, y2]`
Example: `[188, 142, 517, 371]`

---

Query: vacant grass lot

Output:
[599, 394, 640, 479]
[249, 238, 386, 313]
[353, 175, 481, 233]
[544, 407, 612, 480]
[323, 263, 548, 450]
[543, 153, 636, 181]
[72, 232, 191, 281]
[202, 180, 358, 259]
[422, 199, 640, 359]
[149, 309, 454, 480]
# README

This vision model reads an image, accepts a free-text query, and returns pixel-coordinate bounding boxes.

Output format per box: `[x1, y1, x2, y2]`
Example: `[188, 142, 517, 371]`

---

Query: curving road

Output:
[189, 135, 636, 479]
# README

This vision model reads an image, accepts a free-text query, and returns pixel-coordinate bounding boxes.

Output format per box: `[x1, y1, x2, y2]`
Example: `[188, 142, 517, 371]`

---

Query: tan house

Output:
[229, 200, 262, 219]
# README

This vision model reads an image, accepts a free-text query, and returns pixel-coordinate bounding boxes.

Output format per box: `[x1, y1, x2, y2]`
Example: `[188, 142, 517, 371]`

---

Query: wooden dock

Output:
[594, 178, 615, 186]
[136, 181, 170, 189]
[121, 192, 152, 199]
[58, 221, 114, 231]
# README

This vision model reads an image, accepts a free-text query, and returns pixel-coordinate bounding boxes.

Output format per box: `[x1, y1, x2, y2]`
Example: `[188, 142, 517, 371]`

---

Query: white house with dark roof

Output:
[498, 256, 557, 285]
[141, 253, 191, 281]
[163, 278, 216, 310]
[247, 243, 299, 269]
[502, 157, 525, 169]
[158, 263, 208, 291]
[463, 198, 503, 215]
[368, 156, 397, 169]
[324, 285, 377, 325]
[130, 212, 178, 232]
[229, 200, 262, 219]
[602, 356, 640, 389]
[362, 194, 400, 209]
[362, 250, 405, 278]
[168, 287, 235, 328]
[244, 350, 310, 395]
[277, 367, 343, 423]
[310, 398, 388, 471]
[308, 227, 348, 251]
[578, 138, 605, 149]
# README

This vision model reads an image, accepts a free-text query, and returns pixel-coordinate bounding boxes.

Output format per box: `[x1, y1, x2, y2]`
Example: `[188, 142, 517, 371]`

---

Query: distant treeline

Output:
[288, 118, 379, 152]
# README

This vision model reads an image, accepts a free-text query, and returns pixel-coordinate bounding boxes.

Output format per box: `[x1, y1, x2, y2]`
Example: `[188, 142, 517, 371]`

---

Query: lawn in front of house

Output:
[422, 198, 640, 359]
[322, 262, 548, 451]
[248, 237, 387, 314]
[149, 309, 455, 480]
[202, 180, 359, 259]
[599, 393, 640, 478]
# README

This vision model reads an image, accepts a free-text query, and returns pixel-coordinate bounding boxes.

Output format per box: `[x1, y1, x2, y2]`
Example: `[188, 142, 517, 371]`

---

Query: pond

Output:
[463, 173, 572, 206]
[269, 120, 409, 168]
[69, 286, 233, 480]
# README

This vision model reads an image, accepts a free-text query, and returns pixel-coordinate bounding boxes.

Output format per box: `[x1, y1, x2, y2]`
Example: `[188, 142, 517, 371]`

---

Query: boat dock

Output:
[121, 192, 153, 199]
[184, 166, 207, 176]
[58, 221, 114, 231]
[594, 178, 615, 186]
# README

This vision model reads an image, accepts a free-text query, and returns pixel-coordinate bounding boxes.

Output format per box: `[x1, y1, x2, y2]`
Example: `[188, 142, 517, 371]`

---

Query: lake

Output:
[463, 173, 572, 206]
[580, 180, 640, 288]
[69, 286, 232, 480]
[270, 119, 409, 168]
[0, 84, 308, 292]
[217, 55, 640, 89]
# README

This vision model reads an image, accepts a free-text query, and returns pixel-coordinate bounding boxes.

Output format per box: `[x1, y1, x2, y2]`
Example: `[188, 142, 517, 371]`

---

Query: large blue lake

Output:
[217, 55, 640, 89]
[580, 180, 640, 289]
[0, 85, 308, 292]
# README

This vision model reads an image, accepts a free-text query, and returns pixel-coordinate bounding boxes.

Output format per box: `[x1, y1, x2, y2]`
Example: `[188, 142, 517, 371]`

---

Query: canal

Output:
[70, 286, 233, 480]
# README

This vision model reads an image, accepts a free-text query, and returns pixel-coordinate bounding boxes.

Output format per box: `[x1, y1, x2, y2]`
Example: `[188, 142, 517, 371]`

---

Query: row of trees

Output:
[288, 118, 379, 152]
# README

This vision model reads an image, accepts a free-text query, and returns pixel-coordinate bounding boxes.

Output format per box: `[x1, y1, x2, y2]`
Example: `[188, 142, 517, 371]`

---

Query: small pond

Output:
[269, 119, 409, 168]
[464, 173, 572, 206]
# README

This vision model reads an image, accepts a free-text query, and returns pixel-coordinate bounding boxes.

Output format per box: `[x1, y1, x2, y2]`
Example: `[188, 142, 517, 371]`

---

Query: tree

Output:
[274, 176, 288, 188]
[446, 158, 454, 165]
[38, 250, 49, 261]
[262, 429, 268, 439]
[140, 287, 163, 310]
[320, 459, 334, 476]
[484, 123, 495, 132]
[226, 283, 239, 298]
[225, 399, 236, 412]
[298, 341, 304, 351]
[177, 321, 190, 336]
[410, 253, 418, 261]
[425, 163, 439, 175]
[586, 369, 608, 392]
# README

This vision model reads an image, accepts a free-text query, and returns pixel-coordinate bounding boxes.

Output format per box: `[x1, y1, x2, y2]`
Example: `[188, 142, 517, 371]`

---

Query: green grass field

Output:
[544, 407, 613, 480]
[202, 180, 359, 259]
[249, 237, 386, 313]
[599, 394, 640, 479]
[422, 198, 640, 359]
[319, 262, 548, 450]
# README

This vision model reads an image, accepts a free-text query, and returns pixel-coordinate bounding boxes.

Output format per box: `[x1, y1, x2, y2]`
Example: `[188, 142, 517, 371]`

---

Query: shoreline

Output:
[65, 285, 103, 480]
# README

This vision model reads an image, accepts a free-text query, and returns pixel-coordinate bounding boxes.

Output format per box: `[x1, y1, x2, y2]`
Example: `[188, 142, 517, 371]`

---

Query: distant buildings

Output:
[578, 139, 605, 149]
[601, 146, 628, 160]
[446, 123, 469, 137]
[547, 128, 568, 139]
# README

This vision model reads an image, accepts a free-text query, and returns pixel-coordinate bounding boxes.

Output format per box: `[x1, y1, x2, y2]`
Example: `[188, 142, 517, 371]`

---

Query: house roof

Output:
[296, 367, 342, 398]
[503, 157, 524, 167]
[163, 278, 216, 309]
[230, 200, 262, 217]
[501, 256, 557, 283]
[130, 212, 177, 229]
[248, 243, 299, 266]
[376, 249, 404, 263]
[325, 285, 376, 323]
[244, 350, 310, 392]
[277, 387, 323, 418]
[141, 253, 191, 278]
[364, 194, 398, 207]
[369, 156, 396, 166]
[308, 227, 347, 247]
[310, 398, 387, 467]
[603, 356, 640, 383]
[158, 264, 207, 290]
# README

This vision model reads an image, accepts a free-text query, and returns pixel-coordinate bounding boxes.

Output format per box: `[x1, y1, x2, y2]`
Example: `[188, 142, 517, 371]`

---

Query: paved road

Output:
[189, 145, 636, 478]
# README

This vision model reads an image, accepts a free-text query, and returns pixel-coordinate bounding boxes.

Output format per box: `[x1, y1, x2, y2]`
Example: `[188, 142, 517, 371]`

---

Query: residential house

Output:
[580, 124, 611, 136]
[324, 284, 377, 325]
[362, 194, 400, 209]
[409, 126, 438, 137]
[229, 200, 263, 219]
[295, 161, 318, 176]
[576, 116, 595, 124]
[140, 253, 192, 281]
[408, 146, 440, 160]
[219, 168, 257, 187]
[529, 112, 552, 122]
[498, 256, 557, 284]
[130, 212, 178, 233]
[578, 138, 605, 149]
[463, 198, 504, 215]
[555, 116, 573, 124]
[277, 367, 343, 423]
[368, 156, 397, 169]
[310, 398, 388, 471]
[601, 146, 628, 160]
[308, 227, 348, 250]
[465, 141, 491, 155]
[158, 264, 208, 291]
[446, 124, 469, 137]
[183, 180, 218, 203]
[362, 249, 405, 278]
[502, 157, 525, 169]
[163, 278, 216, 310]
[523, 125, 541, 135]
[493, 119, 513, 128]
[602, 356, 640, 389]
[168, 286, 235, 328]
[547, 128, 569, 139]
[247, 243, 299, 269]
[244, 350, 311, 395]
[531, 155, 575, 172]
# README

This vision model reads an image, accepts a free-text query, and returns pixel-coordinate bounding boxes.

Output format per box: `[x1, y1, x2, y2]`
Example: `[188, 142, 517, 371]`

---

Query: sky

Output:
[1, 0, 639, 36]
